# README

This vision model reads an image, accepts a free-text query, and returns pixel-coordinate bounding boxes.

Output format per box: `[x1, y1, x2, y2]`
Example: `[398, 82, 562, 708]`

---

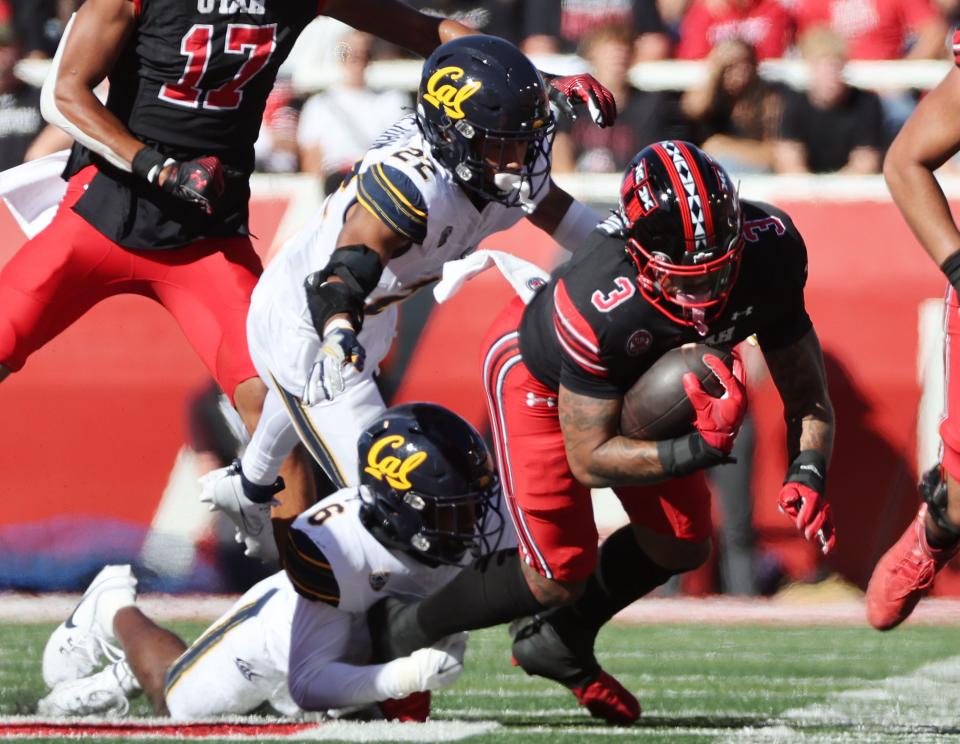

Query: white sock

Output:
[95, 592, 136, 643]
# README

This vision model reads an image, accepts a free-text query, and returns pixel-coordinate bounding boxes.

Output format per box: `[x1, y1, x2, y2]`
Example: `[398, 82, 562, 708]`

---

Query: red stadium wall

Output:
[0, 190, 952, 593]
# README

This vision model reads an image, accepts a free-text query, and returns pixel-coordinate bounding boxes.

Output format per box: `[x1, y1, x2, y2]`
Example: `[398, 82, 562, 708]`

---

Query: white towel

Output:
[0, 149, 70, 239]
[433, 249, 549, 305]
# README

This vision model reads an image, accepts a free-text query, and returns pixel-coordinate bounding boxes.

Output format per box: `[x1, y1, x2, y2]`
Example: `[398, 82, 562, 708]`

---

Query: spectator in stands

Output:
[297, 30, 408, 193]
[792, 0, 948, 141]
[8, 0, 66, 59]
[681, 38, 783, 173]
[254, 78, 301, 174]
[676, 0, 795, 60]
[793, 0, 947, 60]
[522, 0, 671, 61]
[551, 24, 689, 173]
[0, 24, 43, 170]
[773, 27, 884, 174]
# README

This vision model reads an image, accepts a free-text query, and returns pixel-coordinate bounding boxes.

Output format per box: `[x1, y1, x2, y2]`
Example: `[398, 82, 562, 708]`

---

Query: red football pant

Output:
[940, 289, 960, 479]
[481, 297, 712, 583]
[0, 167, 260, 401]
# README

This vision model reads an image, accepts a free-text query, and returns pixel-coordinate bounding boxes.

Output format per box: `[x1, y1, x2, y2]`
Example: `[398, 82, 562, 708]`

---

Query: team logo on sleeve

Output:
[368, 571, 390, 592]
[422, 67, 481, 120]
[363, 435, 428, 490]
[625, 329, 653, 356]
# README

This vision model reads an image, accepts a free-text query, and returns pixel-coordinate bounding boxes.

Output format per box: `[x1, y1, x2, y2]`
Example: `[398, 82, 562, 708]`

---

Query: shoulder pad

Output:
[283, 525, 341, 607]
[356, 162, 429, 243]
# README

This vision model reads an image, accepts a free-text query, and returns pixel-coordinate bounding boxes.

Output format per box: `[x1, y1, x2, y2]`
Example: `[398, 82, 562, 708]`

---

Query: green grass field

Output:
[1, 620, 959, 743]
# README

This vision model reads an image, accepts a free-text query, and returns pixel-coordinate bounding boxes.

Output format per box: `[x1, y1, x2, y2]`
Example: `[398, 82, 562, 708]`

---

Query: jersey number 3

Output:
[591, 277, 635, 312]
[160, 23, 277, 110]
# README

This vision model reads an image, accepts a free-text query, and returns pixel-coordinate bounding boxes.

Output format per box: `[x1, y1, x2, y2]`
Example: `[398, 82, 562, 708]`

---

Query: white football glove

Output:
[303, 323, 366, 405]
[198, 462, 279, 562]
[397, 632, 468, 696]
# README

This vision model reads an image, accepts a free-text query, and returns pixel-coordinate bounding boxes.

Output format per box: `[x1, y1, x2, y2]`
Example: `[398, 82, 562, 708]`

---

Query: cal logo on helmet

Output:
[363, 435, 427, 490]
[422, 66, 481, 120]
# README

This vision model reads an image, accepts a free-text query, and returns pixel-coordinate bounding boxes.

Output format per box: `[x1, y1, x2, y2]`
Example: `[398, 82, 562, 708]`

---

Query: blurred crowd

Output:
[0, 0, 958, 180]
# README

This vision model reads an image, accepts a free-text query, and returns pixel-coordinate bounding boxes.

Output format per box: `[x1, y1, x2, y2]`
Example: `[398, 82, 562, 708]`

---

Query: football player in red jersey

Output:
[0, 0, 615, 548]
[866, 33, 960, 630]
[368, 140, 835, 724]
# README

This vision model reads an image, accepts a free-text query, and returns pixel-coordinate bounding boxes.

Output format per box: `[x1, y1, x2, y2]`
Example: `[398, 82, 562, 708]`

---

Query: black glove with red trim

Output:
[544, 73, 617, 127]
[132, 146, 226, 215]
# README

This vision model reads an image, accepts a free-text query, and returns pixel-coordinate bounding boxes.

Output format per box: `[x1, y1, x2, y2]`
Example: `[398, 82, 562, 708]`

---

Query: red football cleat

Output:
[377, 691, 431, 722]
[866, 504, 959, 631]
[571, 670, 641, 725]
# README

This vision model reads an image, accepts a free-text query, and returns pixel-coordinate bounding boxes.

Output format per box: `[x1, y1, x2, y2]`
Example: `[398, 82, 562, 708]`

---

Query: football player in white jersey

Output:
[38, 404, 503, 722]
[199, 35, 606, 560]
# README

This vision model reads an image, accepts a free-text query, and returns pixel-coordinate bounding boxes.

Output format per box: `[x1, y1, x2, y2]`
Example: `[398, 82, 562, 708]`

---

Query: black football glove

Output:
[132, 146, 226, 215]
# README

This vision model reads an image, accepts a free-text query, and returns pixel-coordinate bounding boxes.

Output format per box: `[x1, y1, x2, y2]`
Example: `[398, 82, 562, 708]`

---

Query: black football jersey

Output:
[518, 200, 812, 399]
[66, 0, 320, 250]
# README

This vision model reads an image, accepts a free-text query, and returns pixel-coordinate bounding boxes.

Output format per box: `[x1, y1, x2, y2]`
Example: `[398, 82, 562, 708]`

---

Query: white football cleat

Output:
[37, 661, 134, 718]
[198, 460, 280, 562]
[42, 565, 136, 688]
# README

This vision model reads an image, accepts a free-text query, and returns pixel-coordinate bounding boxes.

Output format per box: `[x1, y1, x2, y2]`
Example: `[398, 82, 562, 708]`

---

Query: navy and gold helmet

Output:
[358, 402, 503, 565]
[416, 35, 554, 208]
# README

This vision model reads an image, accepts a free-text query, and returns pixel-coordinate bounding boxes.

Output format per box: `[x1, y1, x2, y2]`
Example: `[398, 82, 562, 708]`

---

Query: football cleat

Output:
[42, 565, 136, 688]
[510, 613, 640, 725]
[866, 504, 959, 631]
[198, 460, 281, 562]
[37, 661, 133, 718]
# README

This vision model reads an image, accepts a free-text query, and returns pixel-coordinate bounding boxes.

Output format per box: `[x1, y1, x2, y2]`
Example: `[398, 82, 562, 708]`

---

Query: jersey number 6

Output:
[160, 23, 277, 111]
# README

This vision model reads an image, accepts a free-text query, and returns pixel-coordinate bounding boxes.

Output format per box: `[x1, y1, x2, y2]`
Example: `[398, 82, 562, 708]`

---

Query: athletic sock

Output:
[415, 549, 548, 642]
[563, 526, 675, 643]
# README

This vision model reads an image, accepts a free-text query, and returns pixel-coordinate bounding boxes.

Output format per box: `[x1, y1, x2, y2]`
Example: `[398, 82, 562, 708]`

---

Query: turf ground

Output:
[1, 614, 959, 743]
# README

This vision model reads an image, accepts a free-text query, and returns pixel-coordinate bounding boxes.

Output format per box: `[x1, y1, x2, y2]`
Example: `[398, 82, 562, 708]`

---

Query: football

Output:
[620, 343, 735, 440]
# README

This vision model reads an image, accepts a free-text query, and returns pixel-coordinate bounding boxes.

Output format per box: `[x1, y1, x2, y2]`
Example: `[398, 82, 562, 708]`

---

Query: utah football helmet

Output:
[416, 35, 554, 208]
[619, 141, 743, 334]
[358, 402, 502, 565]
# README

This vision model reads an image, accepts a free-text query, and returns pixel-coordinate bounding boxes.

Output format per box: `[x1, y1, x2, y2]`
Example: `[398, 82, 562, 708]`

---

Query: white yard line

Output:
[721, 655, 960, 743]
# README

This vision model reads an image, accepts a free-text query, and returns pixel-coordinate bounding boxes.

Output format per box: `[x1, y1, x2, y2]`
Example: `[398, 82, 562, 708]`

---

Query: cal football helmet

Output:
[416, 35, 554, 208]
[358, 402, 503, 565]
[619, 140, 743, 334]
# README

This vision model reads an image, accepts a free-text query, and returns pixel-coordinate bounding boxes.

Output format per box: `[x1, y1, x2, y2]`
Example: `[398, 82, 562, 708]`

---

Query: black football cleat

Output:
[510, 612, 640, 725]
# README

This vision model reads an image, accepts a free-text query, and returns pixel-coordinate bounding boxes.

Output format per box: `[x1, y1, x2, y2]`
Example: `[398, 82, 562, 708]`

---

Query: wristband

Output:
[657, 432, 729, 478]
[131, 146, 172, 185]
[783, 450, 827, 490]
[942, 249, 960, 296]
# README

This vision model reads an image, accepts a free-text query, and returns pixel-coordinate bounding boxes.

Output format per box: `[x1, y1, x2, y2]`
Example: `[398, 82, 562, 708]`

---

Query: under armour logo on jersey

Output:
[234, 658, 261, 681]
[526, 392, 557, 408]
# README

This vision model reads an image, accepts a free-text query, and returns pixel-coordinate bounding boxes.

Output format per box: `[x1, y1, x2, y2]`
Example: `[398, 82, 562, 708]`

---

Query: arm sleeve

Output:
[355, 162, 429, 243]
[755, 216, 813, 351]
[287, 598, 423, 710]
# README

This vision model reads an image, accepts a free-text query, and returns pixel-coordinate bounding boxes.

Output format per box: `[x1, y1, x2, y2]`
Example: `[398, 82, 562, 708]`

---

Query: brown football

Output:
[620, 343, 735, 440]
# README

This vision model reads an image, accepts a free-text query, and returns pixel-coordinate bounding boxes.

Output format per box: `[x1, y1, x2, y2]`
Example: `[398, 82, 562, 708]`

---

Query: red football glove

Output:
[778, 451, 835, 555]
[378, 691, 431, 722]
[546, 73, 617, 127]
[160, 155, 226, 215]
[681, 353, 746, 455]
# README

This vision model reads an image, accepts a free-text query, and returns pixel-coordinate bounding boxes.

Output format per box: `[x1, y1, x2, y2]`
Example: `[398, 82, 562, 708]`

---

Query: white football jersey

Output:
[249, 113, 551, 395]
[286, 487, 461, 613]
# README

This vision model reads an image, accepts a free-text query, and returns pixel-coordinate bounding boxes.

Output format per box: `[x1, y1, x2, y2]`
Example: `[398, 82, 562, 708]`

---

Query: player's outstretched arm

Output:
[884, 66, 960, 269]
[526, 185, 602, 252]
[41, 0, 140, 171]
[764, 327, 837, 553]
[323, 0, 475, 58]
